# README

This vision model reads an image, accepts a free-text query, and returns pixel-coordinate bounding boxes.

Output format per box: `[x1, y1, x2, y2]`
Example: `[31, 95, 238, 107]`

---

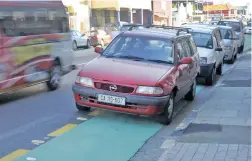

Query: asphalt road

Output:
[0, 35, 251, 160]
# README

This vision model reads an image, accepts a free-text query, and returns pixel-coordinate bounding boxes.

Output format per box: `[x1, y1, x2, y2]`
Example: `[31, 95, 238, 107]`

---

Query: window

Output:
[177, 41, 186, 60]
[102, 35, 174, 64]
[75, 30, 82, 37]
[0, 4, 69, 37]
[182, 39, 193, 57]
[214, 31, 222, 47]
[191, 32, 213, 49]
[189, 36, 197, 54]
[217, 21, 241, 32]
[220, 29, 232, 39]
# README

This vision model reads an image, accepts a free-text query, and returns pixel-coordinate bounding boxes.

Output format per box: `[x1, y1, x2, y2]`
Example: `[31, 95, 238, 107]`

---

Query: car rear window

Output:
[220, 28, 232, 39]
[190, 32, 213, 49]
[217, 21, 241, 32]
[102, 35, 174, 64]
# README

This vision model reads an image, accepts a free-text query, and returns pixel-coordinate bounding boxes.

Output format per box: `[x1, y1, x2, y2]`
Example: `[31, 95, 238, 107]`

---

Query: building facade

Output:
[62, 0, 91, 32]
[152, 0, 172, 26]
[90, 0, 152, 28]
[203, 3, 237, 19]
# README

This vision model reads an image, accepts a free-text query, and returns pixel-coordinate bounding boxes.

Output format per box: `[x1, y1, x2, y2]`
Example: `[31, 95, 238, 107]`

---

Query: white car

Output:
[244, 21, 251, 34]
[219, 26, 238, 64]
[217, 20, 245, 53]
[71, 30, 91, 50]
[187, 26, 224, 85]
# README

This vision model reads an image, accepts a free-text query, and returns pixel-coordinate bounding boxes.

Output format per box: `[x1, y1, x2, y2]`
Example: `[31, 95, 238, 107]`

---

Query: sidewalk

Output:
[158, 52, 251, 161]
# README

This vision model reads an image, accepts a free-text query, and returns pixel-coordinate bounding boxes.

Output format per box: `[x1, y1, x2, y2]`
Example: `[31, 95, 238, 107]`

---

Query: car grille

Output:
[94, 82, 134, 93]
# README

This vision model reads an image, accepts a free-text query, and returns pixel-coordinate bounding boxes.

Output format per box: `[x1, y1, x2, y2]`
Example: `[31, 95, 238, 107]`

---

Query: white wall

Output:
[62, 0, 90, 32]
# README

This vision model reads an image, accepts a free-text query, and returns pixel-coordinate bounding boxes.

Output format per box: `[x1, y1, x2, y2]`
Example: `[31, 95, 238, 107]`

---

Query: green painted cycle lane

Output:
[16, 86, 204, 161]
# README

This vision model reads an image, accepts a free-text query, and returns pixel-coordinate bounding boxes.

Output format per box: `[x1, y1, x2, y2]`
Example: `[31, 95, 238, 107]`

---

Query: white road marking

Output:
[76, 62, 88, 66]
[31, 140, 45, 145]
[76, 117, 88, 121]
[26, 157, 36, 161]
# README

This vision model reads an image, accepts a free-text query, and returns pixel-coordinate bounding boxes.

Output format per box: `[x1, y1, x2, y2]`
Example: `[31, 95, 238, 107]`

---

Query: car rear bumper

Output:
[72, 84, 169, 115]
[198, 63, 215, 77]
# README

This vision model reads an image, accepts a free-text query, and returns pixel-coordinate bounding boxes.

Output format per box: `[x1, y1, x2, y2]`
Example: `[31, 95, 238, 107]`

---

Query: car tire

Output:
[158, 92, 175, 125]
[216, 61, 223, 75]
[46, 60, 62, 91]
[240, 44, 244, 53]
[228, 54, 235, 64]
[185, 78, 196, 101]
[73, 41, 78, 51]
[205, 66, 216, 86]
[76, 103, 91, 111]
[85, 40, 91, 49]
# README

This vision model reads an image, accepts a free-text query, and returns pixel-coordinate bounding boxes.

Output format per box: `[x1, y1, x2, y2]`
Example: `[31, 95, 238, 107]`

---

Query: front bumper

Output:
[198, 63, 215, 77]
[72, 84, 169, 115]
[223, 48, 233, 61]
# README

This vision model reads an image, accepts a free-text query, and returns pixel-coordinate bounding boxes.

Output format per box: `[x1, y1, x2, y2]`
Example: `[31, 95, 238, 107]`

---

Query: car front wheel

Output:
[206, 66, 216, 86]
[47, 61, 62, 91]
[158, 92, 175, 125]
[185, 78, 196, 101]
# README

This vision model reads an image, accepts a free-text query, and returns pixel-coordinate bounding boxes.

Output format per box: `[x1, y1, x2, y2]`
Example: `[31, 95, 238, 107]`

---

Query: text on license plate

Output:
[97, 94, 126, 106]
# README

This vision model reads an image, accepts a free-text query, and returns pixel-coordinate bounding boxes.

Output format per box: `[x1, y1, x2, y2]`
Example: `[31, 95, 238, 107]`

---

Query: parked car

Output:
[90, 29, 112, 47]
[71, 30, 91, 50]
[111, 24, 148, 39]
[244, 21, 251, 34]
[217, 19, 245, 53]
[218, 26, 239, 64]
[210, 21, 219, 25]
[184, 25, 224, 85]
[105, 21, 129, 39]
[72, 26, 200, 125]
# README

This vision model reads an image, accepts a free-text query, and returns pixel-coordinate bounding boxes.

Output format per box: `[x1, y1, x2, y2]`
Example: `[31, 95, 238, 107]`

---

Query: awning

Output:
[203, 4, 229, 11]
[91, 0, 119, 10]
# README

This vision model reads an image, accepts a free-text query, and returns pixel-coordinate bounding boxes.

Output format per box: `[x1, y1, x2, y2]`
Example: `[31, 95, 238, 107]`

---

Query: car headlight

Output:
[136, 86, 163, 95]
[76, 76, 94, 87]
[200, 57, 207, 64]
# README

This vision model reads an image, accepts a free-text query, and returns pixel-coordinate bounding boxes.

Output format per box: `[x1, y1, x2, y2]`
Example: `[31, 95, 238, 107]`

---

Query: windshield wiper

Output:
[118, 55, 145, 61]
[147, 59, 172, 64]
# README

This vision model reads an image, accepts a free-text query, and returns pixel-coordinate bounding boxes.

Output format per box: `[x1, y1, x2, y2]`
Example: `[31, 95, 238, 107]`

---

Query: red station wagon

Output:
[72, 26, 200, 125]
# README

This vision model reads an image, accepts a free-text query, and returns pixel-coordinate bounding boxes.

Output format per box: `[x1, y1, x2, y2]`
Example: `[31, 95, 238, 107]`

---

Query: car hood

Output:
[78, 57, 172, 86]
[197, 47, 213, 57]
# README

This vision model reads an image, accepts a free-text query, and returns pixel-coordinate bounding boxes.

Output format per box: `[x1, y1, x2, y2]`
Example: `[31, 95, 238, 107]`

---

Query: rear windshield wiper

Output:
[147, 59, 172, 64]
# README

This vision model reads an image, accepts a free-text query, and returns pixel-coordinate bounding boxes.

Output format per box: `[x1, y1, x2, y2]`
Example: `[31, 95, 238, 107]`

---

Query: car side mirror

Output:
[215, 47, 223, 51]
[94, 46, 103, 54]
[179, 57, 193, 64]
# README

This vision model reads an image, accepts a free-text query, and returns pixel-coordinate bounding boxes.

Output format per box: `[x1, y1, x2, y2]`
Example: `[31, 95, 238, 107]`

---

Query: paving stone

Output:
[213, 157, 225, 161]
[220, 118, 248, 126]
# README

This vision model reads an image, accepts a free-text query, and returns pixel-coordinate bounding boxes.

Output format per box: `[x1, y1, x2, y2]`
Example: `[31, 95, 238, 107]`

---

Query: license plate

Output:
[97, 94, 126, 106]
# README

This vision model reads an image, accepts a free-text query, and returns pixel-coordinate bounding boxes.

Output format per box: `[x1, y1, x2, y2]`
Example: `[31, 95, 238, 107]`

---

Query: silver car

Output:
[70, 30, 91, 50]
[217, 20, 245, 53]
[244, 21, 251, 34]
[219, 26, 239, 64]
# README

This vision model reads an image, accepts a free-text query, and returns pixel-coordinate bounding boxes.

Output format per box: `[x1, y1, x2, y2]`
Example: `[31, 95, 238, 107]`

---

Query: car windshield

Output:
[190, 32, 213, 49]
[217, 21, 241, 32]
[247, 22, 251, 27]
[220, 28, 232, 39]
[102, 35, 174, 64]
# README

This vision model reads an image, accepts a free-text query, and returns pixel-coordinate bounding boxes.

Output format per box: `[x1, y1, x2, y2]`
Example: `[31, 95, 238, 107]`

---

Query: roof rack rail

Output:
[149, 25, 190, 36]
